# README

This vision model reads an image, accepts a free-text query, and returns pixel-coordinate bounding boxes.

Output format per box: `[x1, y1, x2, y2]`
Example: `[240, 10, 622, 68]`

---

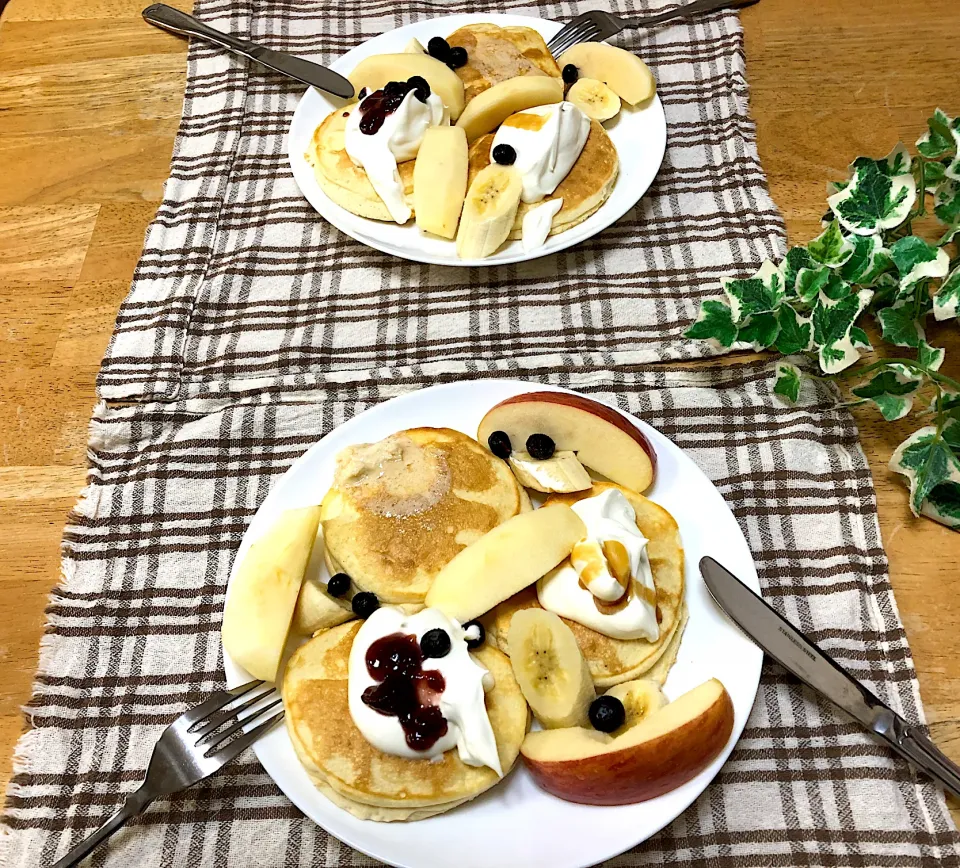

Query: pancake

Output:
[306, 102, 416, 222]
[468, 120, 619, 240]
[321, 428, 524, 604]
[489, 482, 685, 688]
[283, 621, 529, 815]
[447, 24, 562, 103]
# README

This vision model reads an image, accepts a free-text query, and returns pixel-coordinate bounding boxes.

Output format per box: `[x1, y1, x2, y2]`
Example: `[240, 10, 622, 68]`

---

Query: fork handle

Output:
[52, 786, 153, 868]
[626, 0, 759, 29]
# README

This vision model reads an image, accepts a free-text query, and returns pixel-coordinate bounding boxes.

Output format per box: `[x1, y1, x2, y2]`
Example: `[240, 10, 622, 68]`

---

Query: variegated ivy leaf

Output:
[889, 420, 960, 515]
[916, 109, 957, 160]
[876, 300, 924, 348]
[812, 288, 872, 374]
[890, 235, 951, 290]
[933, 264, 960, 322]
[934, 179, 960, 227]
[827, 145, 916, 235]
[921, 482, 960, 530]
[806, 220, 854, 267]
[794, 265, 831, 305]
[684, 299, 738, 348]
[839, 233, 893, 285]
[737, 312, 780, 350]
[926, 160, 948, 185]
[941, 224, 960, 246]
[851, 364, 924, 422]
[918, 341, 945, 371]
[850, 326, 872, 350]
[773, 361, 803, 403]
[947, 116, 960, 182]
[781, 247, 812, 295]
[774, 304, 812, 355]
[722, 260, 783, 324]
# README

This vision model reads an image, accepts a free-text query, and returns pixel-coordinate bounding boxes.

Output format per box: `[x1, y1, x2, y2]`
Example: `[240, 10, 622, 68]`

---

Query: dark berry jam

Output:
[362, 632, 448, 751]
[357, 79, 426, 135]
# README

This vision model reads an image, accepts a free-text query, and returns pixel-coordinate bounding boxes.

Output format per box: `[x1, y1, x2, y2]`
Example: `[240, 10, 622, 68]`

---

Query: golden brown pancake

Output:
[306, 102, 416, 222]
[468, 120, 619, 240]
[489, 482, 685, 688]
[447, 24, 562, 103]
[283, 621, 529, 817]
[321, 428, 524, 604]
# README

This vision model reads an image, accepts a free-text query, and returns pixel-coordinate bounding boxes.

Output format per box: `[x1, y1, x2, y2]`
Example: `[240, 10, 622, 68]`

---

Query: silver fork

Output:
[52, 679, 283, 868]
[547, 0, 760, 57]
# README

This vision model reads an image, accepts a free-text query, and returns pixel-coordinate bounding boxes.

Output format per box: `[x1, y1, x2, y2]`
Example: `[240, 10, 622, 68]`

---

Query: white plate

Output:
[223, 379, 762, 868]
[287, 13, 667, 266]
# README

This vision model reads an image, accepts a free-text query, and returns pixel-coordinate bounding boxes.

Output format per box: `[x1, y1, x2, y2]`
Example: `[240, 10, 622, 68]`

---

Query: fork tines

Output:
[547, 14, 602, 56]
[189, 679, 284, 762]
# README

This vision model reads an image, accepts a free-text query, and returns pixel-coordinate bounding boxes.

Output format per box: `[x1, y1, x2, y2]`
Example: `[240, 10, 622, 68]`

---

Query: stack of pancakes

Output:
[306, 23, 618, 236]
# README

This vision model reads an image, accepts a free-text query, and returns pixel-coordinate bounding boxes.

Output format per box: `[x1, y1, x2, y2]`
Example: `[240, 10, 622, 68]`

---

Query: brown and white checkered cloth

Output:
[2, 364, 959, 866]
[96, 0, 785, 402]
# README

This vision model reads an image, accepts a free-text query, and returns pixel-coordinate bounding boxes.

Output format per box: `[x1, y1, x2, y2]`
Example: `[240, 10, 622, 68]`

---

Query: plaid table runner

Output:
[96, 0, 785, 402]
[3, 363, 960, 867]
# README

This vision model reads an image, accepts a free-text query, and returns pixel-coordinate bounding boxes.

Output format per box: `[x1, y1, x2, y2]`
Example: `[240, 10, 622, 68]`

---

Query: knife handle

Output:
[887, 714, 960, 801]
[143, 4, 259, 61]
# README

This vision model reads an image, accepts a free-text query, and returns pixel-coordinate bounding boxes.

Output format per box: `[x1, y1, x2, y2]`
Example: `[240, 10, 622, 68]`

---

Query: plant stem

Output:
[807, 357, 960, 392]
[917, 157, 927, 217]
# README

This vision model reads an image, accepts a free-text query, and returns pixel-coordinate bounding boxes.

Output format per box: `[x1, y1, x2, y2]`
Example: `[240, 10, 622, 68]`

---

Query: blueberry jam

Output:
[357, 79, 428, 135]
[361, 632, 448, 751]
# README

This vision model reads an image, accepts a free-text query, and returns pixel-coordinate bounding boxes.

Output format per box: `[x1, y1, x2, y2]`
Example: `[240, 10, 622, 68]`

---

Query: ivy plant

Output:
[685, 108, 960, 528]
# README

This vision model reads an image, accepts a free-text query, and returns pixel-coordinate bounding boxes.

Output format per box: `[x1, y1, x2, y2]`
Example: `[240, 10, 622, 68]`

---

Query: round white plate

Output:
[287, 13, 667, 266]
[223, 379, 762, 868]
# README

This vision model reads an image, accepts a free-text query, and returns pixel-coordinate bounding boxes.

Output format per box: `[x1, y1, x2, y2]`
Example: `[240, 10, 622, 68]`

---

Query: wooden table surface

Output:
[2, 0, 960, 824]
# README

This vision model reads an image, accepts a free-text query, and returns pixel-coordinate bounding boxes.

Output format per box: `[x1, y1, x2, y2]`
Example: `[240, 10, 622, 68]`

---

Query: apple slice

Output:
[349, 53, 466, 120]
[557, 43, 656, 106]
[425, 504, 586, 624]
[478, 391, 656, 493]
[521, 678, 734, 805]
[222, 506, 322, 682]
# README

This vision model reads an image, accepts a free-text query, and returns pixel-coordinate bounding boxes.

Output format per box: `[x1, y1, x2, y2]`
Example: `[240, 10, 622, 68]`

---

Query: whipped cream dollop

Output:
[348, 606, 502, 775]
[537, 489, 660, 641]
[490, 102, 590, 204]
[344, 89, 447, 224]
[522, 198, 564, 252]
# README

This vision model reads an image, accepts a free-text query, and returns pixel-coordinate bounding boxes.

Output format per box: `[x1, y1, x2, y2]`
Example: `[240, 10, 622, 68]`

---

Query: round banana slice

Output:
[603, 677, 667, 733]
[508, 608, 596, 728]
[566, 78, 621, 123]
[456, 164, 523, 259]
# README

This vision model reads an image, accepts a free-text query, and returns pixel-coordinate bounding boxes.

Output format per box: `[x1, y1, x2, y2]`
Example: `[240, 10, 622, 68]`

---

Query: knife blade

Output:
[143, 4, 355, 100]
[700, 555, 960, 800]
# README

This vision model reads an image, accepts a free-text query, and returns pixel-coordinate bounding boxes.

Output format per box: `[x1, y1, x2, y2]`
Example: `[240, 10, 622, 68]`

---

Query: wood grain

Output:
[2, 0, 960, 827]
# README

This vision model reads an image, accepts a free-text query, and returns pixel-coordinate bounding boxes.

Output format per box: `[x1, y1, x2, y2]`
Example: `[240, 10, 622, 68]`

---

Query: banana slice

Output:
[414, 126, 469, 239]
[566, 78, 621, 122]
[508, 609, 596, 729]
[456, 164, 523, 259]
[455, 75, 564, 142]
[604, 678, 667, 733]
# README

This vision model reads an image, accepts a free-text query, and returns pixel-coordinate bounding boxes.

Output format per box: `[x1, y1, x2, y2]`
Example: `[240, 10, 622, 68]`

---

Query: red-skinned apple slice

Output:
[520, 678, 734, 805]
[478, 391, 656, 493]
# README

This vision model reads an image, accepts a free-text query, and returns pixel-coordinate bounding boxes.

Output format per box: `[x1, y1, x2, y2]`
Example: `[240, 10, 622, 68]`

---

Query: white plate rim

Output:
[222, 378, 763, 868]
[286, 13, 667, 267]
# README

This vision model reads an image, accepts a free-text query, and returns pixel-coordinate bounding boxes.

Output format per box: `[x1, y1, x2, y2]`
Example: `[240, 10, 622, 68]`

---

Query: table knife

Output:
[700, 555, 960, 800]
[142, 4, 354, 100]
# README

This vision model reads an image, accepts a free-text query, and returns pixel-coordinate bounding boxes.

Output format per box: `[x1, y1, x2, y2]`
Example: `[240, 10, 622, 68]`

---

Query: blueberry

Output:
[492, 144, 517, 166]
[420, 628, 451, 658]
[327, 572, 350, 598]
[463, 620, 485, 650]
[407, 75, 431, 102]
[352, 591, 380, 618]
[383, 80, 407, 97]
[487, 430, 512, 459]
[447, 46, 468, 69]
[427, 36, 451, 62]
[562, 63, 579, 85]
[526, 433, 555, 460]
[589, 695, 625, 733]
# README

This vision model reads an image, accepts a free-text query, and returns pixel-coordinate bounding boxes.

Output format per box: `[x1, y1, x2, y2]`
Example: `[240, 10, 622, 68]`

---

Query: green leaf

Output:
[773, 361, 803, 403]
[828, 148, 916, 235]
[782, 247, 813, 295]
[685, 299, 738, 347]
[737, 312, 780, 350]
[850, 326, 872, 350]
[925, 160, 947, 185]
[941, 224, 960, 245]
[774, 304, 812, 354]
[933, 264, 960, 322]
[876, 300, 924, 348]
[851, 364, 924, 421]
[839, 233, 893, 285]
[889, 422, 960, 515]
[917, 109, 957, 159]
[890, 235, 951, 288]
[812, 288, 872, 374]
[794, 265, 832, 304]
[722, 260, 784, 323]
[922, 482, 960, 529]
[807, 220, 854, 266]
[918, 341, 945, 371]
[934, 180, 960, 226]
[821, 271, 854, 301]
